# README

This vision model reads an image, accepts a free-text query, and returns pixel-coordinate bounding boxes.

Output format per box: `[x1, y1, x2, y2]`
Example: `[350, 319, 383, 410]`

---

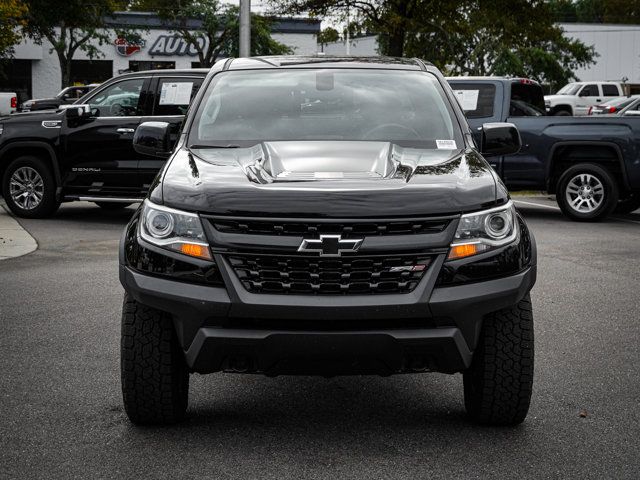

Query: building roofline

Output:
[104, 11, 321, 34]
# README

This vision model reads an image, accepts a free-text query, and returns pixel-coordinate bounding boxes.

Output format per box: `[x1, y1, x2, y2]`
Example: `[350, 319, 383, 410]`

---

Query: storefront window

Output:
[128, 61, 176, 72]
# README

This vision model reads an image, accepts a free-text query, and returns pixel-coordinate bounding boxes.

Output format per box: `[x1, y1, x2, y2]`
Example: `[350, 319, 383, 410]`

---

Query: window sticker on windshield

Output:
[436, 140, 457, 149]
[453, 89, 479, 111]
[159, 82, 193, 105]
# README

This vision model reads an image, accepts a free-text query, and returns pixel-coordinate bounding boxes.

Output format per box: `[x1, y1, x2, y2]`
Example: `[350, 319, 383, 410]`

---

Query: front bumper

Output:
[119, 262, 536, 375]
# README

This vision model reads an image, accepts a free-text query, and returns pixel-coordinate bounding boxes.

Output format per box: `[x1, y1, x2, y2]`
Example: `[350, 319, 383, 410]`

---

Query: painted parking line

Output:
[514, 199, 640, 226]
[514, 199, 560, 210]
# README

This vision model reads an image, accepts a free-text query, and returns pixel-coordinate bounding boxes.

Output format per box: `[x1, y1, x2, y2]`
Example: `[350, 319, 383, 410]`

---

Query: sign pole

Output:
[239, 0, 251, 57]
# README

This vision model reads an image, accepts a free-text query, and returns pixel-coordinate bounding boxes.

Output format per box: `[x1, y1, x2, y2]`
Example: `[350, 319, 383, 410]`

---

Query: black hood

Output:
[1, 109, 63, 122]
[159, 141, 503, 218]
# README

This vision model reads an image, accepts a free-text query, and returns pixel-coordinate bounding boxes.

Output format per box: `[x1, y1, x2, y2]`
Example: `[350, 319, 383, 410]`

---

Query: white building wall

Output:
[322, 36, 378, 56]
[560, 23, 640, 82]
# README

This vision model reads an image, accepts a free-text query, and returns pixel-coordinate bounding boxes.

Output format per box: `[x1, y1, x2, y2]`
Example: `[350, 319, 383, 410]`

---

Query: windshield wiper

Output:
[189, 144, 242, 149]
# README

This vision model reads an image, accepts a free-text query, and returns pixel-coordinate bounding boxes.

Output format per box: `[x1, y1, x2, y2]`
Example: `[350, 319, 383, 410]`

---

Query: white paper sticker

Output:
[453, 89, 479, 111]
[436, 139, 457, 149]
[159, 82, 194, 105]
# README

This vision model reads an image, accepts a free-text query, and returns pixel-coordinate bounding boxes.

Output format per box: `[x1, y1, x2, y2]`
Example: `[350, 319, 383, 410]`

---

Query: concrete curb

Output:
[0, 204, 38, 260]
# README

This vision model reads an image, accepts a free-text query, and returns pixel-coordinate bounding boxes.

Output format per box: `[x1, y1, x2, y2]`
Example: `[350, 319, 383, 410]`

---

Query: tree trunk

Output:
[386, 29, 405, 57]
[61, 58, 72, 87]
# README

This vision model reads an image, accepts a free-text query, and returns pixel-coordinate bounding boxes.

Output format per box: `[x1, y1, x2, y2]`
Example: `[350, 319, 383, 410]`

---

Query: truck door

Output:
[138, 75, 205, 188]
[504, 80, 548, 190]
[448, 81, 504, 176]
[61, 76, 150, 197]
[575, 84, 601, 116]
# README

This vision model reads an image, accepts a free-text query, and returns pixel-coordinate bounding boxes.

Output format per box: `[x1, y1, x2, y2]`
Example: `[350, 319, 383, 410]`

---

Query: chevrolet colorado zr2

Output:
[119, 56, 537, 426]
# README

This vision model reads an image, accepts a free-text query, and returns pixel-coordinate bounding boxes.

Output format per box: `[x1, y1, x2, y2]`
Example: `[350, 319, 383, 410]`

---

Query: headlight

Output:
[448, 201, 519, 260]
[139, 200, 212, 260]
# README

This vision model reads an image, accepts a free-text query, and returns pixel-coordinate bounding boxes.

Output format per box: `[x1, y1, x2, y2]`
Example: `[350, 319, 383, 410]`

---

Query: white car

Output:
[544, 81, 623, 116]
[0, 92, 17, 116]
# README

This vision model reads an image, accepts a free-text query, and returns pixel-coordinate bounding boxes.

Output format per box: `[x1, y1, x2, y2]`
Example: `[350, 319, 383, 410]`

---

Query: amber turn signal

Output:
[447, 243, 479, 260]
[179, 243, 212, 260]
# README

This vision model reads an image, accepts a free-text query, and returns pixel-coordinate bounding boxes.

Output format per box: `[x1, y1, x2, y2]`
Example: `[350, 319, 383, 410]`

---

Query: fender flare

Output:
[0, 140, 62, 188]
[546, 140, 630, 192]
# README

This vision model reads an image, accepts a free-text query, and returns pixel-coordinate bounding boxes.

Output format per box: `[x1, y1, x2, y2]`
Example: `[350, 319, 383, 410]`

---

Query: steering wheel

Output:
[363, 123, 420, 140]
[109, 103, 123, 116]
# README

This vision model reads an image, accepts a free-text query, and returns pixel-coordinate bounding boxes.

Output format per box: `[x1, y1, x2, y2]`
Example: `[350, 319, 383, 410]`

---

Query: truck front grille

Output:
[227, 254, 433, 295]
[212, 218, 449, 236]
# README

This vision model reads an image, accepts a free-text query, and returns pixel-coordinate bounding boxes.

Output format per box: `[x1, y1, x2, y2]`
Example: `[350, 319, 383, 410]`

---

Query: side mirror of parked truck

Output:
[64, 104, 92, 121]
[480, 123, 521, 156]
[132, 121, 172, 158]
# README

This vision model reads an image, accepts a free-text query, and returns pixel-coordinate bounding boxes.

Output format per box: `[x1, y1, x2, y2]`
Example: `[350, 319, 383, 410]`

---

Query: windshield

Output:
[189, 69, 462, 148]
[556, 83, 582, 95]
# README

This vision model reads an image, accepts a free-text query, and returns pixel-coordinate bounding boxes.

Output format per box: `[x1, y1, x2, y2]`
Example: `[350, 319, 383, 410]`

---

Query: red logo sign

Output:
[114, 37, 145, 57]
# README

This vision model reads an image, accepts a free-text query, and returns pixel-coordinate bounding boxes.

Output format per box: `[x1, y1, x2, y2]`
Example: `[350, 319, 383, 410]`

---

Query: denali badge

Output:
[298, 235, 363, 257]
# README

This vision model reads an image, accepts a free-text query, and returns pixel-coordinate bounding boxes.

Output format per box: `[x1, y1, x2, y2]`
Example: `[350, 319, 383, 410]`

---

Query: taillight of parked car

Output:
[588, 106, 593, 115]
[11, 96, 17, 109]
[608, 106, 617, 113]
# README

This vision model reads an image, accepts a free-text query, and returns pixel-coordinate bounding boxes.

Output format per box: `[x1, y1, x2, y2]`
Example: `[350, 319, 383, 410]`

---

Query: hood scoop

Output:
[194, 141, 460, 185]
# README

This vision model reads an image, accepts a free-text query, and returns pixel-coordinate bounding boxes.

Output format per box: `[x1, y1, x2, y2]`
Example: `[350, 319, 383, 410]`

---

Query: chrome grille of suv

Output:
[228, 254, 433, 295]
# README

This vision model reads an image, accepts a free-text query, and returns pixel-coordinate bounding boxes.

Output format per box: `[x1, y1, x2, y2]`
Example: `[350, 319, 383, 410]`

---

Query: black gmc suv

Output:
[0, 69, 207, 217]
[120, 56, 537, 426]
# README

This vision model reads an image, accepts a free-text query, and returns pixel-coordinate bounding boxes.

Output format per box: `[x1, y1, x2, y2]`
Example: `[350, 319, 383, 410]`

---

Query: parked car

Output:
[616, 97, 640, 116]
[20, 84, 100, 112]
[0, 70, 207, 217]
[0, 92, 17, 116]
[119, 55, 537, 427]
[588, 95, 640, 115]
[544, 81, 623, 116]
[448, 77, 640, 219]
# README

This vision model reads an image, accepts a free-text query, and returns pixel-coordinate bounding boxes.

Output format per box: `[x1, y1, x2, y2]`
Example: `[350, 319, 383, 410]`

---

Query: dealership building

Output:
[1, 12, 320, 103]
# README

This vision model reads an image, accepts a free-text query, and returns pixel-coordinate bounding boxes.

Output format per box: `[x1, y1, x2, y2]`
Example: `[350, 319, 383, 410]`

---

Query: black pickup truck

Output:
[447, 77, 640, 220]
[0, 69, 207, 218]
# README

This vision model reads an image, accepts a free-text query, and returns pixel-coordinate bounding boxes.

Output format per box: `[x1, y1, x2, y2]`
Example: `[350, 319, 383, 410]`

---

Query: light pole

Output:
[239, 0, 251, 57]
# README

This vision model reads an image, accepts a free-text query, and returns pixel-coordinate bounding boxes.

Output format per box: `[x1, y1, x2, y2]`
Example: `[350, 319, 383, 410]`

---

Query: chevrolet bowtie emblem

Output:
[297, 235, 363, 257]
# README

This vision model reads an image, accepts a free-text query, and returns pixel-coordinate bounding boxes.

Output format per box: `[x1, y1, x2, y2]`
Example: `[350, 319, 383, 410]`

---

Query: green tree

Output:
[0, 0, 28, 59]
[404, 1, 596, 89]
[268, 0, 430, 57]
[131, 0, 292, 66]
[21, 0, 127, 86]
[317, 26, 339, 51]
[271, 0, 596, 89]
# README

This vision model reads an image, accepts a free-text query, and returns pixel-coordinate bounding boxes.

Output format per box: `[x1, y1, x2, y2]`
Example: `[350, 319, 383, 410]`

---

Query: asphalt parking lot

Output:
[1, 196, 639, 479]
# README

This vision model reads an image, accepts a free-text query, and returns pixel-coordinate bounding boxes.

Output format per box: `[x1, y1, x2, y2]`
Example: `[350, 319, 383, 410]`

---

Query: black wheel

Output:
[94, 202, 132, 210]
[2, 155, 60, 218]
[121, 294, 189, 425]
[556, 163, 618, 222]
[464, 294, 534, 426]
[553, 109, 571, 116]
[615, 193, 640, 214]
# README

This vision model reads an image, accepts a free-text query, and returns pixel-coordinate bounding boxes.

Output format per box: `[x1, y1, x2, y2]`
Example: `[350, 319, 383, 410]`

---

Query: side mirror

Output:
[133, 121, 172, 158]
[64, 104, 92, 120]
[481, 123, 521, 156]
[579, 89, 590, 97]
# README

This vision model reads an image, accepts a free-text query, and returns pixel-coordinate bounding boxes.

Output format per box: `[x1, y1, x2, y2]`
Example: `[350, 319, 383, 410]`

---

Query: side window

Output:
[450, 83, 496, 118]
[87, 78, 145, 117]
[602, 84, 620, 96]
[153, 77, 204, 116]
[580, 84, 599, 97]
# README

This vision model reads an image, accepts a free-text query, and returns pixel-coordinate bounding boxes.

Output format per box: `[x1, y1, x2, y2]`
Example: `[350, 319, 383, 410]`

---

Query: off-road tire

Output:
[463, 294, 534, 426]
[2, 155, 60, 218]
[556, 163, 618, 222]
[121, 293, 189, 425]
[95, 202, 132, 210]
[615, 193, 640, 214]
